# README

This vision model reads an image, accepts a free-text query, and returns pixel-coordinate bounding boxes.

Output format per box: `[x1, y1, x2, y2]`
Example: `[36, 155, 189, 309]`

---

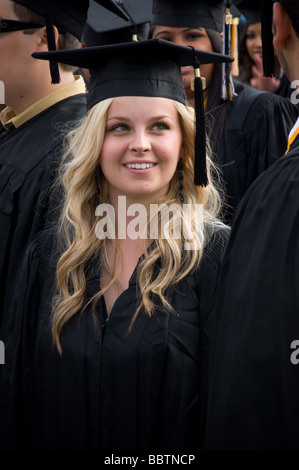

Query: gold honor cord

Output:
[231, 17, 239, 77]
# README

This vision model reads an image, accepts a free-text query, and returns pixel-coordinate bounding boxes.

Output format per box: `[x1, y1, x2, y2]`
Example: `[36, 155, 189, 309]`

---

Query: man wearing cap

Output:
[204, 0, 299, 451]
[0, 0, 127, 339]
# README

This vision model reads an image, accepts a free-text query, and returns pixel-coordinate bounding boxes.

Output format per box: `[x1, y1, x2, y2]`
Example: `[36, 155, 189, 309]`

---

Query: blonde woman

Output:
[1, 40, 230, 451]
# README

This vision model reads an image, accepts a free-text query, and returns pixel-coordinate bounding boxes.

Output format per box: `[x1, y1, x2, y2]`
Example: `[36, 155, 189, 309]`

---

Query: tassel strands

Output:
[45, 1, 60, 84]
[221, 3, 236, 101]
[261, 0, 275, 77]
[192, 55, 208, 188]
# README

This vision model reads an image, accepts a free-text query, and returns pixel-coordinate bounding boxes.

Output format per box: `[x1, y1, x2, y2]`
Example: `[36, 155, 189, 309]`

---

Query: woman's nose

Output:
[129, 131, 151, 153]
[256, 34, 262, 48]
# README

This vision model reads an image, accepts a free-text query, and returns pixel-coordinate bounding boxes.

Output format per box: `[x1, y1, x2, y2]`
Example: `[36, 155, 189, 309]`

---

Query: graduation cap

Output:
[12, 0, 129, 83]
[82, 0, 152, 46]
[152, 0, 225, 32]
[234, 0, 261, 24]
[152, 1, 238, 100]
[32, 38, 233, 187]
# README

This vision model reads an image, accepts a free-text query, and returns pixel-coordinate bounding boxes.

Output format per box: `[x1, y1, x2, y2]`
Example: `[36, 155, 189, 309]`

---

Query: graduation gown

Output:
[0, 94, 87, 337]
[0, 225, 229, 451]
[203, 124, 299, 450]
[218, 80, 298, 223]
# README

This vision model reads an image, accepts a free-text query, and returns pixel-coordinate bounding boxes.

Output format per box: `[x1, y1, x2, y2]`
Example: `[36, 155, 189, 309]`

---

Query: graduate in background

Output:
[0, 0, 128, 340]
[236, 0, 292, 97]
[150, 0, 298, 224]
[79, 0, 153, 82]
[0, 39, 232, 450]
[204, 0, 299, 450]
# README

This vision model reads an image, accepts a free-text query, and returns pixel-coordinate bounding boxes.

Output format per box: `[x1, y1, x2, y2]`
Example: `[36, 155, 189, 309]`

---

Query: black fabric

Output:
[152, 0, 225, 32]
[0, 94, 87, 341]
[82, 0, 152, 42]
[203, 129, 299, 450]
[82, 21, 150, 46]
[0, 225, 230, 451]
[234, 0, 261, 24]
[81, 0, 152, 46]
[212, 80, 298, 223]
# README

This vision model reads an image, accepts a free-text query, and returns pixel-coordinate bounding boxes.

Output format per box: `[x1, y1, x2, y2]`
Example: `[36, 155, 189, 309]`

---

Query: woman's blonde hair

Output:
[52, 97, 224, 353]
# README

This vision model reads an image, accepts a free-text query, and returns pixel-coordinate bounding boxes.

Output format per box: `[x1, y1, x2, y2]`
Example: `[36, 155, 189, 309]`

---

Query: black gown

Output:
[203, 122, 299, 450]
[0, 225, 229, 451]
[0, 94, 87, 338]
[217, 80, 298, 223]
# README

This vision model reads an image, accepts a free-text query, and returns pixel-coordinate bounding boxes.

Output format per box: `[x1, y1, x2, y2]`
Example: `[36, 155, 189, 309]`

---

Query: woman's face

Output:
[100, 96, 183, 206]
[245, 22, 262, 63]
[151, 25, 214, 101]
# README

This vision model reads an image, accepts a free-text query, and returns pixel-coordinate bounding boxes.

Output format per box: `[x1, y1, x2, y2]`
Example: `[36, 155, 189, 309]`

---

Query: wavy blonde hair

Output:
[52, 97, 225, 353]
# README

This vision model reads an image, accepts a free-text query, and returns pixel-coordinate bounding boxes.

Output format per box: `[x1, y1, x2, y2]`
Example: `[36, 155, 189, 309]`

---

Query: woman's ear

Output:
[273, 1, 291, 50]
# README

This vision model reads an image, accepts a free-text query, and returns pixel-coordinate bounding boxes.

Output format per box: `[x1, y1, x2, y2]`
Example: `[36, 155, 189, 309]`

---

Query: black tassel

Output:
[261, 0, 275, 77]
[46, 1, 60, 84]
[193, 58, 207, 187]
[221, 4, 235, 101]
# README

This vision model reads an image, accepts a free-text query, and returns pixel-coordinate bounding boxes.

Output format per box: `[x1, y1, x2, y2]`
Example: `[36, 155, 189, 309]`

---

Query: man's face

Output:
[0, 0, 43, 105]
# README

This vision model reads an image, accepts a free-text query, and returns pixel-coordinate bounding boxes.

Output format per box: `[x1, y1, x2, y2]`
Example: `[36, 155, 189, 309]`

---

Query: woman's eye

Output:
[152, 122, 169, 131]
[109, 123, 129, 132]
[246, 33, 256, 40]
[157, 36, 173, 43]
[185, 33, 202, 40]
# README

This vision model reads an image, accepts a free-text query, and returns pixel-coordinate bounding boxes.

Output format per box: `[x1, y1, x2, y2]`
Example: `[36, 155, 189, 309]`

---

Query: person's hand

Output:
[250, 53, 280, 93]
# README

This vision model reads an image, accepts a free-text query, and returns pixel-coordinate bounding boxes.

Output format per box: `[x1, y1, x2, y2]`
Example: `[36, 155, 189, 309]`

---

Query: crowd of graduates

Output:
[0, 0, 298, 454]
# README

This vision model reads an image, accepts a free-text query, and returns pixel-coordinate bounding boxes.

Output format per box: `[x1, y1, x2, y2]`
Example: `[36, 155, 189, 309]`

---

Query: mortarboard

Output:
[234, 0, 261, 24]
[32, 38, 233, 187]
[82, 0, 152, 46]
[12, 0, 129, 83]
[152, 0, 225, 32]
